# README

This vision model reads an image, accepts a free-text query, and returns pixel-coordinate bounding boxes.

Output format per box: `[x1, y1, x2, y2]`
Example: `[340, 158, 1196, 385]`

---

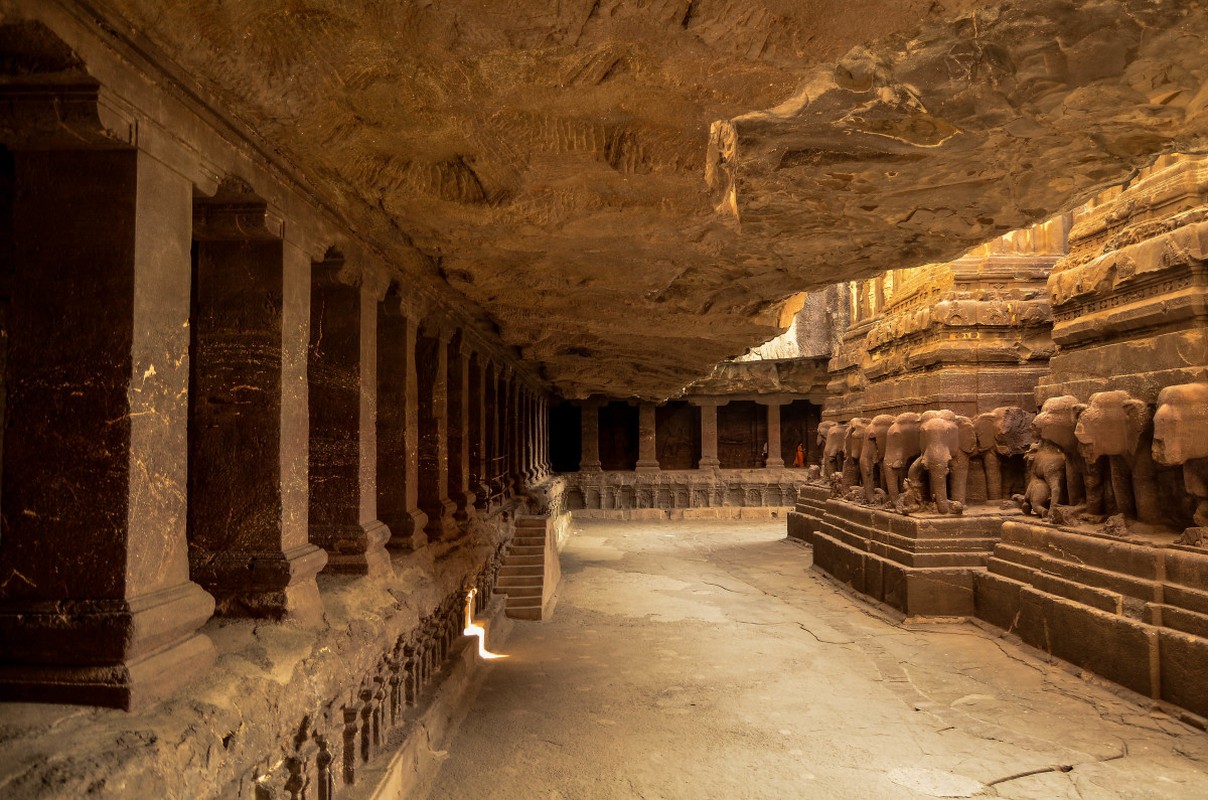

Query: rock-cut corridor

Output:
[425, 521, 1208, 800]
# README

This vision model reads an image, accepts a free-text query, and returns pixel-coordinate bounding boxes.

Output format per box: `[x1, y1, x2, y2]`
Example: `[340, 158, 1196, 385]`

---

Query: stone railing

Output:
[562, 468, 814, 518]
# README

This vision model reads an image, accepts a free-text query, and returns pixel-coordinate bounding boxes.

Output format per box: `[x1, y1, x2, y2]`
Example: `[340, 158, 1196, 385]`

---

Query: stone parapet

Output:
[563, 468, 814, 517]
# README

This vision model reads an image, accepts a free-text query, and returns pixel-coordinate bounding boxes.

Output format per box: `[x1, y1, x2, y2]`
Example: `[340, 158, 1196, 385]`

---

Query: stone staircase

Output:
[497, 516, 560, 621]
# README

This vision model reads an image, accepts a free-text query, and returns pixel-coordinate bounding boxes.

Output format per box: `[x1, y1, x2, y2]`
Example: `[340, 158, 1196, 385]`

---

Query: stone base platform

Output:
[976, 521, 1208, 720]
[806, 499, 1016, 618]
[787, 484, 830, 543]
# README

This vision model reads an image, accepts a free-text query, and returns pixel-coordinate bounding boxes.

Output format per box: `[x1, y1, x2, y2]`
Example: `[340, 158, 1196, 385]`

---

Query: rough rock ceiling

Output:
[83, 0, 1208, 398]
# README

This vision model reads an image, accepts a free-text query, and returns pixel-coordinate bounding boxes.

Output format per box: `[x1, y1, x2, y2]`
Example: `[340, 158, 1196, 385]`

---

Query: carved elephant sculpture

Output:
[1154, 383, 1208, 537]
[907, 409, 976, 514]
[1017, 440, 1067, 518]
[860, 414, 897, 503]
[883, 412, 923, 503]
[1074, 390, 1160, 524]
[1031, 395, 1087, 507]
[971, 406, 1035, 501]
[822, 421, 849, 480]
[815, 420, 836, 470]
[842, 417, 871, 491]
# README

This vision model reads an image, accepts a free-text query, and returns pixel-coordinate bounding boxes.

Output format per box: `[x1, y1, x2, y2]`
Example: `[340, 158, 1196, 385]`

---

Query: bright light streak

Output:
[464, 589, 508, 660]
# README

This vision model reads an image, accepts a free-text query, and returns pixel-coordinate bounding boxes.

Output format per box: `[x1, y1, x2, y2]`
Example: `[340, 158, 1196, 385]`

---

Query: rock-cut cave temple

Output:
[2, 0, 1208, 797]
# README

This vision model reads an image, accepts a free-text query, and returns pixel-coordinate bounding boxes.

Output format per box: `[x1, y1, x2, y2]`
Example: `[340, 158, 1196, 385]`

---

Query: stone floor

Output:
[422, 520, 1208, 800]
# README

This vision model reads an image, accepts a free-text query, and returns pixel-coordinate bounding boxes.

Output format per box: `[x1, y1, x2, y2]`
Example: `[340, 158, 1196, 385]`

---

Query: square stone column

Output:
[693, 399, 726, 469]
[762, 399, 786, 468]
[447, 334, 477, 520]
[0, 148, 215, 709]
[635, 402, 661, 472]
[484, 363, 500, 504]
[190, 180, 329, 622]
[469, 353, 489, 508]
[417, 323, 457, 540]
[377, 294, 427, 551]
[307, 252, 393, 577]
[579, 399, 603, 471]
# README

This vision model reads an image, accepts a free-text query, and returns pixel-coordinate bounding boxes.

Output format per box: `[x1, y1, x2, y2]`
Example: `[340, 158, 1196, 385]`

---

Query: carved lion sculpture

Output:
[1015, 440, 1067, 519]
[1154, 383, 1208, 542]
[1074, 389, 1160, 525]
[1031, 395, 1087, 507]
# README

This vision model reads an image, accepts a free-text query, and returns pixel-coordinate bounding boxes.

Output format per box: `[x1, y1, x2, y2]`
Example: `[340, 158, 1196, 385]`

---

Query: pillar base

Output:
[579, 460, 603, 472]
[317, 520, 393, 578]
[0, 582, 217, 711]
[765, 458, 785, 468]
[452, 490, 478, 522]
[191, 543, 328, 624]
[423, 498, 461, 541]
[635, 461, 661, 473]
[698, 457, 720, 469]
[385, 509, 430, 552]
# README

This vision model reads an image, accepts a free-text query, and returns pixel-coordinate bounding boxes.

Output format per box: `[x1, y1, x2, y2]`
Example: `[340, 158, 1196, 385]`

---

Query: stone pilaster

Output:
[447, 334, 477, 521]
[307, 252, 393, 578]
[635, 402, 660, 472]
[377, 294, 428, 551]
[762, 399, 785, 468]
[579, 398, 603, 471]
[417, 323, 457, 540]
[189, 180, 330, 621]
[694, 399, 727, 469]
[469, 353, 488, 508]
[0, 146, 216, 709]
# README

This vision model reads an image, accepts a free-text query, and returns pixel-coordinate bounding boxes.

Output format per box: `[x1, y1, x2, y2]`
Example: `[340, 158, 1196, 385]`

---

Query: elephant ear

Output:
[1122, 398, 1152, 455]
[973, 413, 997, 451]
[957, 415, 976, 454]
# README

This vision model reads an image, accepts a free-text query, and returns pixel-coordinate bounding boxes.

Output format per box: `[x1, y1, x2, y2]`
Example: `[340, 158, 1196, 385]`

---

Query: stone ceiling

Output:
[77, 1, 1208, 398]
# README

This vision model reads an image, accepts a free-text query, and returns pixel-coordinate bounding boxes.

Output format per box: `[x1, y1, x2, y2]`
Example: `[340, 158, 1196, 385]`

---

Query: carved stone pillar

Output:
[579, 399, 603, 471]
[762, 399, 785, 468]
[417, 323, 457, 540]
[484, 363, 499, 504]
[189, 181, 329, 621]
[447, 334, 476, 520]
[0, 147, 215, 708]
[469, 353, 488, 508]
[377, 294, 428, 551]
[695, 399, 726, 469]
[636, 402, 660, 472]
[308, 252, 392, 577]
[538, 396, 550, 477]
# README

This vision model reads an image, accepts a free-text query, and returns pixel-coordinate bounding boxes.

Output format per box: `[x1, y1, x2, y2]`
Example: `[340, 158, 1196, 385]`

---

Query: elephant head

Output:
[913, 410, 976, 514]
[816, 420, 837, 455]
[972, 406, 1035, 501]
[1074, 390, 1150, 461]
[974, 406, 1035, 457]
[842, 418, 871, 489]
[860, 414, 897, 502]
[883, 412, 923, 502]
[1153, 383, 1208, 466]
[822, 421, 849, 479]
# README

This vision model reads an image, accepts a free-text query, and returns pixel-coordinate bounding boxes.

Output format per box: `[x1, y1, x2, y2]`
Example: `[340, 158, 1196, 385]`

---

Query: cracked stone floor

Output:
[423, 520, 1208, 799]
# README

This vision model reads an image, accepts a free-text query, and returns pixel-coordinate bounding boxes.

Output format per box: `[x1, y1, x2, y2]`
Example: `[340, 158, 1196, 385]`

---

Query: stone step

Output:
[497, 576, 543, 590]
[506, 554, 544, 566]
[508, 545, 544, 557]
[499, 565, 543, 578]
[500, 586, 543, 600]
[506, 603, 543, 621]
[511, 535, 546, 546]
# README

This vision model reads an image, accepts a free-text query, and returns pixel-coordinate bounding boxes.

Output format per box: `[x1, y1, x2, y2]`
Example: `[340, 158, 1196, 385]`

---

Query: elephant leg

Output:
[930, 464, 951, 514]
[1082, 457, 1107, 522]
[842, 457, 860, 490]
[1108, 456, 1137, 520]
[907, 456, 927, 500]
[950, 454, 970, 507]
[886, 467, 902, 502]
[1065, 452, 1086, 507]
[860, 458, 875, 502]
[1130, 451, 1161, 525]
[1044, 470, 1063, 516]
[984, 453, 1003, 501]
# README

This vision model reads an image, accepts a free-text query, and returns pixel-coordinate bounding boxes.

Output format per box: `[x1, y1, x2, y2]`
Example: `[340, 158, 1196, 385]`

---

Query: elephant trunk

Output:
[930, 463, 951, 514]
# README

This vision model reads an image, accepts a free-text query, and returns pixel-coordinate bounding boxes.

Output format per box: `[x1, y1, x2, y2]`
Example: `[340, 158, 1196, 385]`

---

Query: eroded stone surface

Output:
[12, 0, 1206, 398]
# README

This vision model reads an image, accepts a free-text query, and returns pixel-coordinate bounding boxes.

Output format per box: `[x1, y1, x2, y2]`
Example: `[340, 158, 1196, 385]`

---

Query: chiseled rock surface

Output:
[44, 0, 1208, 398]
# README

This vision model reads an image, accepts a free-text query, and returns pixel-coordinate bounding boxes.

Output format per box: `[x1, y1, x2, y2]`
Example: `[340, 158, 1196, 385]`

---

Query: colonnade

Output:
[577, 397, 808, 472]
[0, 145, 551, 709]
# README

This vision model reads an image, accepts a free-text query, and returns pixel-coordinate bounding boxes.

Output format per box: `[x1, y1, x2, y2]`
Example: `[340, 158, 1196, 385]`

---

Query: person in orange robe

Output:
[793, 442, 805, 468]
